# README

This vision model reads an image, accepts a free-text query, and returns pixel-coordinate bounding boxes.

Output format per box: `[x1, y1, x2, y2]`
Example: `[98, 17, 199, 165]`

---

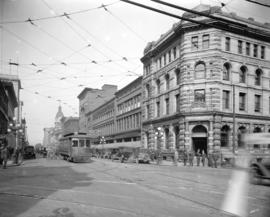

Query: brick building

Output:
[140, 4, 270, 159]
[77, 84, 117, 133]
[87, 76, 142, 151]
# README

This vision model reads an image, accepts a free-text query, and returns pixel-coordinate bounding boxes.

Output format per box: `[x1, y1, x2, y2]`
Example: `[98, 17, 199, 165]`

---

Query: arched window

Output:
[238, 126, 246, 148]
[239, 66, 247, 83]
[165, 74, 170, 90]
[223, 62, 231, 81]
[253, 127, 262, 133]
[156, 79, 161, 94]
[175, 68, 180, 85]
[255, 69, 262, 86]
[221, 125, 230, 147]
[145, 84, 150, 98]
[195, 62, 206, 79]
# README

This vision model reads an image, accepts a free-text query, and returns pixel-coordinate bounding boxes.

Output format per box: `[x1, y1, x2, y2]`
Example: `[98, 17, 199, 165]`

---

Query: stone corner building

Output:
[140, 4, 270, 158]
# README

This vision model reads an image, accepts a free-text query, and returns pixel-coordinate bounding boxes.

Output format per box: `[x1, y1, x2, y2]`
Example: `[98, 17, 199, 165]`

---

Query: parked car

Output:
[111, 153, 121, 161]
[23, 146, 36, 159]
[138, 153, 150, 164]
[250, 157, 270, 186]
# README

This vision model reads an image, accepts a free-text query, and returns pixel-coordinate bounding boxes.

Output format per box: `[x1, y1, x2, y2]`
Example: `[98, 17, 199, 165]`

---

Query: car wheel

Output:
[250, 166, 261, 185]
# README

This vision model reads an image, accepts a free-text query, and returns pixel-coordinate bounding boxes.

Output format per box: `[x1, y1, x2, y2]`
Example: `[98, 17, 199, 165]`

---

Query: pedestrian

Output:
[212, 150, 220, 168]
[188, 150, 194, 166]
[1, 141, 8, 169]
[174, 150, 179, 166]
[208, 151, 213, 167]
[196, 149, 201, 166]
[183, 149, 188, 166]
[201, 150, 206, 167]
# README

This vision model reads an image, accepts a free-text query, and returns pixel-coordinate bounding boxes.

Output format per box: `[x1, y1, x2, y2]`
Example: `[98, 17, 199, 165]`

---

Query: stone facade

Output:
[141, 5, 270, 158]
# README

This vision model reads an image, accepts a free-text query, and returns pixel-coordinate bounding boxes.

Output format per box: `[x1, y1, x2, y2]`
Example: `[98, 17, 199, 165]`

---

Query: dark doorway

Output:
[192, 137, 207, 154]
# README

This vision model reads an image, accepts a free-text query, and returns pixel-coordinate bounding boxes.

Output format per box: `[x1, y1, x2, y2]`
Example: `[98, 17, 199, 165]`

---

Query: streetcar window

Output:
[86, 140, 90, 147]
[72, 140, 78, 147]
[79, 140, 85, 147]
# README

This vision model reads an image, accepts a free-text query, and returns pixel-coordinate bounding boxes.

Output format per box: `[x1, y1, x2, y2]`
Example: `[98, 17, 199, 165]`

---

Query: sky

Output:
[0, 0, 269, 145]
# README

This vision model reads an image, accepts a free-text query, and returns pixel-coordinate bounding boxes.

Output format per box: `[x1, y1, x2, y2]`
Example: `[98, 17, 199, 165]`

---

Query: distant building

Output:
[42, 106, 64, 151]
[140, 4, 270, 160]
[77, 84, 117, 133]
[61, 116, 79, 136]
[87, 76, 142, 151]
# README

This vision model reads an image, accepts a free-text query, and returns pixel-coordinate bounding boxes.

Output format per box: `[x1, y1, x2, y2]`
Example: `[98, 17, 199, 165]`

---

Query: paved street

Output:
[0, 158, 269, 217]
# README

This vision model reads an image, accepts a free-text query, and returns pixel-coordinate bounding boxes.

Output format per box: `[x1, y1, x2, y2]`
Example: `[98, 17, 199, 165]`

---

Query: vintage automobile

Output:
[23, 146, 36, 159]
[137, 153, 150, 164]
[250, 157, 270, 185]
[243, 133, 270, 186]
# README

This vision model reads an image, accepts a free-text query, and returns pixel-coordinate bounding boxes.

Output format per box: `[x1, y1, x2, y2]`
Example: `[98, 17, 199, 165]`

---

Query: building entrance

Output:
[192, 125, 208, 154]
[192, 137, 207, 154]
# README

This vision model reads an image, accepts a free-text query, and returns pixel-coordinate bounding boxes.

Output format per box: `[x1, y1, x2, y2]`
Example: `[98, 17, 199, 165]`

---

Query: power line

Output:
[120, 0, 270, 42]
[150, 0, 248, 28]
[0, 1, 120, 24]
[102, 4, 148, 43]
[38, 1, 134, 74]
[245, 0, 270, 8]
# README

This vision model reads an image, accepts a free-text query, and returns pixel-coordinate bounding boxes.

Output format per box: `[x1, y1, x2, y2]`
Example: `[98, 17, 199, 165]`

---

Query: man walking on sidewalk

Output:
[0, 140, 8, 169]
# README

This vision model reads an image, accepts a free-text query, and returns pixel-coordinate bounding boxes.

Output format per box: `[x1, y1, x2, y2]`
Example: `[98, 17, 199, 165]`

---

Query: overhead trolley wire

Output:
[0, 1, 120, 24]
[120, 0, 270, 42]
[38, 1, 137, 76]
[101, 4, 148, 43]
[150, 0, 248, 28]
[244, 0, 270, 8]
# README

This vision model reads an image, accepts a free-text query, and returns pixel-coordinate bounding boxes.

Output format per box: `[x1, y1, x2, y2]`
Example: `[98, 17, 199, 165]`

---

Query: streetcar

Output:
[57, 133, 93, 163]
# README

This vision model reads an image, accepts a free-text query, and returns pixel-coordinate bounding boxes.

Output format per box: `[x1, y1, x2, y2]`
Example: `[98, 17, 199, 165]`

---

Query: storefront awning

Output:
[92, 141, 141, 149]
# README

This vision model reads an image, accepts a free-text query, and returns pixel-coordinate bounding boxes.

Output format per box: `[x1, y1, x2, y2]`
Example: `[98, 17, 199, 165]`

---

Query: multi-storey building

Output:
[114, 76, 142, 144]
[77, 84, 117, 133]
[0, 80, 18, 139]
[140, 4, 270, 159]
[0, 74, 25, 150]
[87, 76, 142, 150]
[61, 116, 79, 136]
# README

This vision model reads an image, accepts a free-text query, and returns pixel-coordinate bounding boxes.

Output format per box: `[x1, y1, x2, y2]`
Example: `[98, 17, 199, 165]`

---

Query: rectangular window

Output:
[238, 40, 243, 54]
[146, 105, 150, 119]
[159, 57, 162, 68]
[156, 101, 160, 117]
[194, 89, 205, 103]
[253, 44, 258, 58]
[173, 47, 177, 59]
[225, 37, 230, 51]
[175, 94, 180, 112]
[165, 98, 169, 115]
[222, 90, 230, 109]
[239, 93, 246, 111]
[246, 42, 250, 56]
[261, 46, 265, 59]
[202, 34, 209, 49]
[255, 95, 261, 112]
[191, 36, 198, 50]
[163, 54, 166, 66]
[168, 50, 171, 63]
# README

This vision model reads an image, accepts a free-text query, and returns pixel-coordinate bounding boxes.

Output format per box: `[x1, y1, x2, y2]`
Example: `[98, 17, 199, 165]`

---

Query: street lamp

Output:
[155, 127, 164, 165]
[99, 136, 106, 158]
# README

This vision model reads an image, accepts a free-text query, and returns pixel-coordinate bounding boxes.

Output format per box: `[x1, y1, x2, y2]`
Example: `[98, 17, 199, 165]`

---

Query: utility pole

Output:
[232, 85, 236, 154]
